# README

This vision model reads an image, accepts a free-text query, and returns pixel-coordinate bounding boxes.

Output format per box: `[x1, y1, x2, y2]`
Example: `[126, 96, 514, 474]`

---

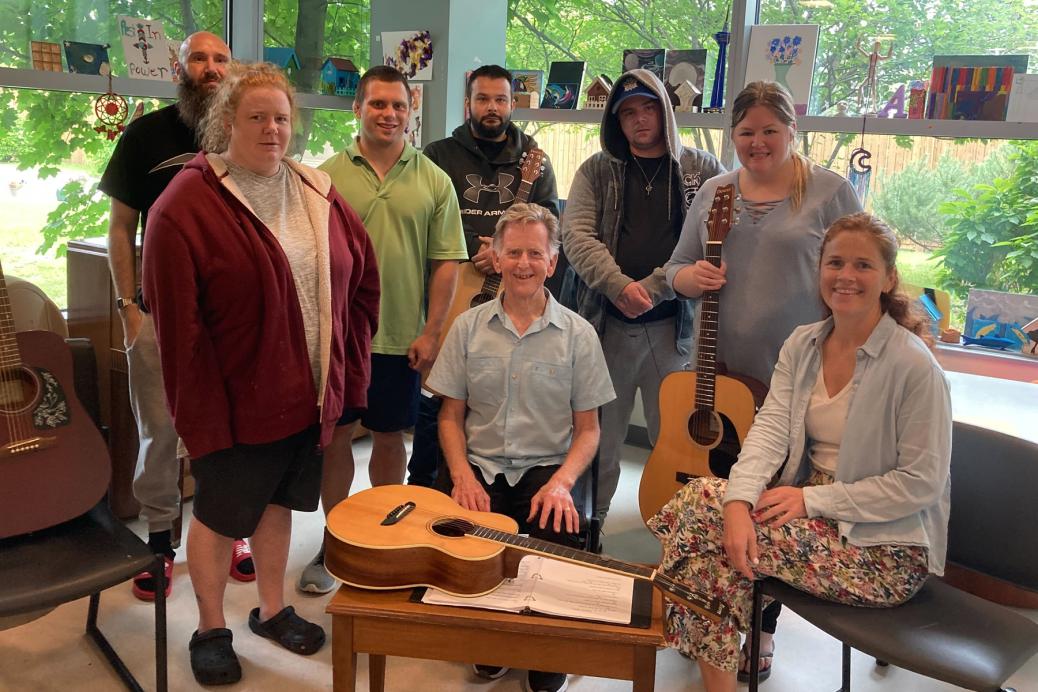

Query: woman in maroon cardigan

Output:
[143, 62, 378, 685]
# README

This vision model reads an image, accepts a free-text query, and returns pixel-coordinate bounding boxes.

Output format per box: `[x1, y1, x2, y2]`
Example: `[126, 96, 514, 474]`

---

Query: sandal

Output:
[189, 628, 242, 685]
[229, 539, 255, 582]
[248, 605, 326, 655]
[737, 640, 775, 683]
[131, 555, 173, 602]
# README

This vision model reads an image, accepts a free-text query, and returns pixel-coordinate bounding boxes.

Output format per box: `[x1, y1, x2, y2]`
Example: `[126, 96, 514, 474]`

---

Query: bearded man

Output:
[97, 31, 254, 601]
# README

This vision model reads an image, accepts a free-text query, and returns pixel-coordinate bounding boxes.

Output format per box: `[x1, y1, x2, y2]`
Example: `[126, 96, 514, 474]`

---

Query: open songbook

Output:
[421, 554, 644, 625]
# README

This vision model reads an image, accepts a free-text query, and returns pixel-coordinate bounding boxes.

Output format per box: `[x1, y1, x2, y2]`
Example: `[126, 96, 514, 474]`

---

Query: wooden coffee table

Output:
[326, 584, 667, 691]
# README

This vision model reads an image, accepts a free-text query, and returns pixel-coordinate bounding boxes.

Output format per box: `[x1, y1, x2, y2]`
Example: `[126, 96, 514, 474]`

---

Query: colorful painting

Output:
[965, 288, 1038, 356]
[926, 55, 1028, 121]
[664, 49, 707, 110]
[118, 16, 179, 82]
[511, 70, 543, 96]
[744, 24, 819, 115]
[540, 61, 584, 109]
[623, 49, 665, 80]
[63, 41, 111, 76]
[381, 29, 433, 81]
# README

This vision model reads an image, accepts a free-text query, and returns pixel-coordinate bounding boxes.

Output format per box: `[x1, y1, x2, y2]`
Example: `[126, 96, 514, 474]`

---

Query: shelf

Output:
[796, 115, 1038, 139]
[0, 66, 352, 110]
[512, 103, 1038, 139]
[513, 107, 728, 130]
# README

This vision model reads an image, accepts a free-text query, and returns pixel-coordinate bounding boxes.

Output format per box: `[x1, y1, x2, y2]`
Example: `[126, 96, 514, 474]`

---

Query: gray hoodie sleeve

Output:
[561, 157, 634, 303]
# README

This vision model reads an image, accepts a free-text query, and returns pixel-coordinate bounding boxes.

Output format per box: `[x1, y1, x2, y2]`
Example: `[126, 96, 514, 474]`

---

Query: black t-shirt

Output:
[98, 103, 200, 243]
[608, 153, 684, 322]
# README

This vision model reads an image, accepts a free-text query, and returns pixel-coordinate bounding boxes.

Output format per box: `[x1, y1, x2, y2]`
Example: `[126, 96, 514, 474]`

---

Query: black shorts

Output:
[191, 426, 322, 539]
[338, 353, 420, 432]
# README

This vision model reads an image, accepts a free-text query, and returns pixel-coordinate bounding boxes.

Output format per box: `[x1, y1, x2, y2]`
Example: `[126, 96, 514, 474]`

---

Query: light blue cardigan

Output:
[724, 313, 953, 575]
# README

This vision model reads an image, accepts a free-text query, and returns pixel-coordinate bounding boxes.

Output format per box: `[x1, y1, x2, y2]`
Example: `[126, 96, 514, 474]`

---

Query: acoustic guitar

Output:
[637, 184, 768, 524]
[426, 148, 546, 383]
[325, 484, 728, 623]
[0, 262, 110, 538]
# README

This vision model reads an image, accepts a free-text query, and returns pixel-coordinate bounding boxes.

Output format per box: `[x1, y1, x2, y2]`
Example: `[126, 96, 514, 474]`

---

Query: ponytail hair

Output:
[820, 213, 934, 346]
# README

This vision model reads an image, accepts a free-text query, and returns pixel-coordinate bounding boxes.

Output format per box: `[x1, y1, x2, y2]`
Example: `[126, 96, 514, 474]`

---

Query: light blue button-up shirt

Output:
[427, 292, 616, 486]
[724, 313, 952, 575]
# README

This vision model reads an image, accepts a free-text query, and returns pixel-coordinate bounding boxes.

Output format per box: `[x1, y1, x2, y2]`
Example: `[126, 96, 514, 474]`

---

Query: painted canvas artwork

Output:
[664, 49, 707, 110]
[382, 29, 433, 81]
[118, 16, 179, 82]
[63, 41, 111, 76]
[926, 55, 1028, 121]
[623, 49, 665, 80]
[31, 41, 63, 72]
[744, 24, 819, 115]
[540, 61, 584, 109]
[511, 70, 543, 96]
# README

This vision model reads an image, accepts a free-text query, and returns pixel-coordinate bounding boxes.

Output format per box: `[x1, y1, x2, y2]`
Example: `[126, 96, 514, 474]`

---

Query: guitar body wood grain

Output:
[638, 370, 761, 524]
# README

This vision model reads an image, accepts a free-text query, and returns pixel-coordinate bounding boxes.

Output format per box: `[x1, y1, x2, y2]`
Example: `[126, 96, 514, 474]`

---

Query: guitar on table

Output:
[325, 484, 729, 623]
[637, 184, 768, 524]
[425, 148, 547, 383]
[0, 261, 110, 538]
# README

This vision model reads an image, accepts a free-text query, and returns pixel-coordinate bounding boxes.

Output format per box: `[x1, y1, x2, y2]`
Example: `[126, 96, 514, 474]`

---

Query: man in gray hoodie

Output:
[561, 69, 724, 520]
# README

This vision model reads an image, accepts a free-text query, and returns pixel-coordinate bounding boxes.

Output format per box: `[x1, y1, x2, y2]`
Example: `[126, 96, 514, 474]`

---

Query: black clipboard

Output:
[409, 578, 653, 629]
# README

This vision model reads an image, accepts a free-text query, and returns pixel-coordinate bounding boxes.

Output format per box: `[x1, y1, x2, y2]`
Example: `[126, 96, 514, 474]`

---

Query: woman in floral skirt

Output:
[650, 212, 952, 692]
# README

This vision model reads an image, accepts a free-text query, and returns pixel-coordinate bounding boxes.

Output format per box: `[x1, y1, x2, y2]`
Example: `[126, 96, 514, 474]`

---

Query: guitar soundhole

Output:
[431, 517, 474, 538]
[688, 410, 723, 447]
[0, 366, 40, 415]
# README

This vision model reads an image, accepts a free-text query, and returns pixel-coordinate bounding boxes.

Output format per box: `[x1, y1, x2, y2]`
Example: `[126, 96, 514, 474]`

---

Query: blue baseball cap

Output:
[611, 77, 659, 113]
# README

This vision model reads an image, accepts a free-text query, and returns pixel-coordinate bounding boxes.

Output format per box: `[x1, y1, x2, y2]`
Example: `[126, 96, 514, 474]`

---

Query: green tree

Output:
[934, 140, 1038, 297]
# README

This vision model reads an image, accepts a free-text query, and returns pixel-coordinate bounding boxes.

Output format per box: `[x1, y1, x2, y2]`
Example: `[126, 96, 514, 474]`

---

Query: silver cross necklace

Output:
[631, 155, 666, 197]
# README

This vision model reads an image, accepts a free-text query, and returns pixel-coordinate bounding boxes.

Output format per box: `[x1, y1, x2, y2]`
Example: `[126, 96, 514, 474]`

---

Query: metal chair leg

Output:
[749, 581, 764, 692]
[154, 554, 168, 692]
[85, 592, 144, 692]
[840, 642, 852, 692]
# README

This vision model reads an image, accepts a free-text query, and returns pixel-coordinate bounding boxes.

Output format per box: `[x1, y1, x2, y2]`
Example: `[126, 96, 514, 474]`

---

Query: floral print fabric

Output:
[647, 474, 929, 671]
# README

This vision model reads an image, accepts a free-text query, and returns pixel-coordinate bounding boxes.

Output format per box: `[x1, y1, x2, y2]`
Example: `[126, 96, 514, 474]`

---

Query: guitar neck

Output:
[694, 241, 723, 411]
[516, 179, 534, 205]
[0, 264, 23, 372]
[469, 524, 727, 621]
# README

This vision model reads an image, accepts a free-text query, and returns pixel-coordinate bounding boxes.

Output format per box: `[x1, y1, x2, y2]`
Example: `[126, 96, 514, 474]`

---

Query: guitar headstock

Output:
[520, 148, 546, 185]
[706, 183, 736, 243]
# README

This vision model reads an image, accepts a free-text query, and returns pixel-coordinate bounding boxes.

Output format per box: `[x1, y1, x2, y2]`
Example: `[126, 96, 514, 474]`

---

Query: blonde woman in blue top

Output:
[649, 213, 952, 692]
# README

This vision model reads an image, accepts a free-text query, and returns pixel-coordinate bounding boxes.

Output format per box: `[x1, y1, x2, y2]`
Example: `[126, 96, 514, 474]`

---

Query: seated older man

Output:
[426, 202, 615, 692]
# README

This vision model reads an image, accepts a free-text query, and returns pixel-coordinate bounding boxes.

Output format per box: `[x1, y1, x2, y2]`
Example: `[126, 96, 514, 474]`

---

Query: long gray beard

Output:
[176, 79, 213, 133]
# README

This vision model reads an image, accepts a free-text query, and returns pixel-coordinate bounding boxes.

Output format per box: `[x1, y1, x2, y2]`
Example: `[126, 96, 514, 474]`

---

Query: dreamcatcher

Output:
[94, 67, 129, 140]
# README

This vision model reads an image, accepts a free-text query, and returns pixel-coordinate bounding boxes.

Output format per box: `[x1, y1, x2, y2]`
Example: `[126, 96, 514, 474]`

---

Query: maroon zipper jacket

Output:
[143, 152, 379, 459]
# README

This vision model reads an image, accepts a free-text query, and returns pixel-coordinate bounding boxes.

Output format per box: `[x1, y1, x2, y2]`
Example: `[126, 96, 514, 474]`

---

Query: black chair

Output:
[0, 338, 167, 692]
[747, 422, 1038, 692]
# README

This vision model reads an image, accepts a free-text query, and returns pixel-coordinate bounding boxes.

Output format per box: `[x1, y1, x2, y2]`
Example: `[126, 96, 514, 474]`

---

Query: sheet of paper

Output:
[529, 557, 634, 624]
[420, 556, 538, 611]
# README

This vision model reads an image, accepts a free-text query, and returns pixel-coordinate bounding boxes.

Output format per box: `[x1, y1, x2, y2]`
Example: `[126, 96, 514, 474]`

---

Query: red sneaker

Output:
[229, 539, 256, 582]
[131, 555, 173, 601]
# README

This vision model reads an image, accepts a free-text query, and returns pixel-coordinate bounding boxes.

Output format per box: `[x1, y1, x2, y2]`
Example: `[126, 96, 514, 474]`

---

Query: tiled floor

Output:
[1, 438, 1035, 691]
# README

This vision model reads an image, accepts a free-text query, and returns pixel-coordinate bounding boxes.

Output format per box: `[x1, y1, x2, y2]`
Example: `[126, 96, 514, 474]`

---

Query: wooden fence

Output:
[519, 120, 1006, 202]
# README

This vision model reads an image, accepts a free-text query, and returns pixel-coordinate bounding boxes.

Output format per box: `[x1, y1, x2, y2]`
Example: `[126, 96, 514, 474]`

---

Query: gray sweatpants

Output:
[597, 315, 689, 519]
[126, 314, 181, 532]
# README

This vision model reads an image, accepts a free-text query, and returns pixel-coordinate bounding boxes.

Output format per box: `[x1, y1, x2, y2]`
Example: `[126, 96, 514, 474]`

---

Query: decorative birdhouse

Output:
[264, 47, 302, 79]
[321, 57, 360, 97]
[674, 80, 702, 112]
[584, 75, 613, 110]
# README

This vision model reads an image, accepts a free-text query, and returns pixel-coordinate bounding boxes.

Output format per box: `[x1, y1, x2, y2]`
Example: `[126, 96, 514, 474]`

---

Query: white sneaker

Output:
[297, 548, 337, 594]
[472, 664, 510, 680]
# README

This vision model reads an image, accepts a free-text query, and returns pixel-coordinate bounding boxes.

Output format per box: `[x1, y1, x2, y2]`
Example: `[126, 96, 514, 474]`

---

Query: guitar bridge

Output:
[1, 436, 58, 458]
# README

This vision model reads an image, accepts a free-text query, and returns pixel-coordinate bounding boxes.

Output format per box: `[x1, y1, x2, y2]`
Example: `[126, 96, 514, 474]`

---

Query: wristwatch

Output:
[116, 296, 137, 310]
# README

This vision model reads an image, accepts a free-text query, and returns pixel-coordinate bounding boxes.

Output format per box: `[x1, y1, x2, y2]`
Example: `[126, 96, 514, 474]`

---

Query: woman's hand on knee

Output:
[722, 501, 759, 580]
[754, 487, 807, 528]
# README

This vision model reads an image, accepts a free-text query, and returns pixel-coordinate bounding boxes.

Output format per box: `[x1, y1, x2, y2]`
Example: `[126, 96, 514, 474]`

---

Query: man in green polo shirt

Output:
[299, 65, 467, 593]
